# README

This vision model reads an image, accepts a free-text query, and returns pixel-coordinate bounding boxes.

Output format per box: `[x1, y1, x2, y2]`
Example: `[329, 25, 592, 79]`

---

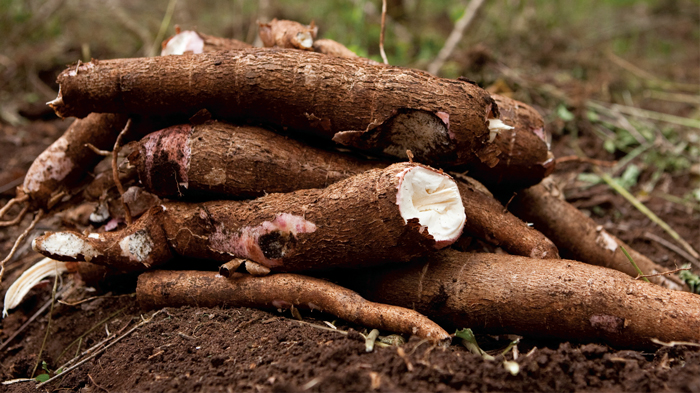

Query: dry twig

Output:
[635, 266, 690, 281]
[0, 210, 43, 284]
[112, 118, 132, 224]
[37, 310, 166, 388]
[379, 0, 388, 64]
[643, 232, 700, 269]
[427, 0, 485, 75]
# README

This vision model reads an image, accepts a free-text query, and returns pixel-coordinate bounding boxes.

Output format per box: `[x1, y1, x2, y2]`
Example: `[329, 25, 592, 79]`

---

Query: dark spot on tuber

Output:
[259, 231, 296, 260]
[589, 314, 625, 334]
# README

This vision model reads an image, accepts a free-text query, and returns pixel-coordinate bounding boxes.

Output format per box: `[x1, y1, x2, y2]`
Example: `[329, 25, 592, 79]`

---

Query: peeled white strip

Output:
[398, 167, 466, 243]
[3, 258, 68, 318]
[487, 118, 515, 143]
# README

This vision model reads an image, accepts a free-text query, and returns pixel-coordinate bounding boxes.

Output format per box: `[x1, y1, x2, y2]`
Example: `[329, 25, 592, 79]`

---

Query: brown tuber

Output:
[258, 19, 318, 50]
[343, 250, 700, 350]
[465, 94, 555, 190]
[13, 114, 129, 213]
[32, 163, 466, 272]
[131, 120, 382, 199]
[505, 182, 684, 289]
[456, 179, 559, 259]
[48, 49, 506, 170]
[136, 270, 451, 344]
[129, 120, 558, 259]
[313, 38, 362, 59]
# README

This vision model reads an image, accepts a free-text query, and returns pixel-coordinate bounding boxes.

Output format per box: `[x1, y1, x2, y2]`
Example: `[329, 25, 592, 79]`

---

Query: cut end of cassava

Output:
[487, 118, 514, 143]
[295, 32, 314, 49]
[161, 30, 205, 55]
[33, 232, 101, 262]
[397, 166, 465, 248]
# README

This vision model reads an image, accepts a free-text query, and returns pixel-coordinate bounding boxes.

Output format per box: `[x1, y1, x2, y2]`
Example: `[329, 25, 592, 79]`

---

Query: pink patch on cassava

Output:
[23, 137, 74, 193]
[143, 125, 193, 189]
[532, 127, 547, 143]
[435, 111, 455, 139]
[208, 214, 317, 268]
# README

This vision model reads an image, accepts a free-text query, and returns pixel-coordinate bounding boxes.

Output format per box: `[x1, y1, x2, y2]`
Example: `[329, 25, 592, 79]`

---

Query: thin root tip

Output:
[46, 96, 63, 109]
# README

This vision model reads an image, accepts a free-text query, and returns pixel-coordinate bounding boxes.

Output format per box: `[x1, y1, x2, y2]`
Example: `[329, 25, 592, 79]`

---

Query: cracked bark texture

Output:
[34, 163, 458, 273]
[50, 49, 498, 168]
[342, 250, 700, 350]
[131, 120, 383, 199]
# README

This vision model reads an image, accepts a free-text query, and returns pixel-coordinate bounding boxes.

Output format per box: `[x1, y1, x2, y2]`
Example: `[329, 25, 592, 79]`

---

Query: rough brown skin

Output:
[342, 250, 700, 350]
[456, 179, 559, 259]
[136, 270, 451, 344]
[129, 120, 557, 259]
[17, 113, 128, 210]
[33, 163, 459, 272]
[131, 120, 382, 199]
[463, 94, 555, 190]
[505, 182, 684, 288]
[49, 49, 499, 168]
[258, 19, 317, 50]
[313, 38, 361, 58]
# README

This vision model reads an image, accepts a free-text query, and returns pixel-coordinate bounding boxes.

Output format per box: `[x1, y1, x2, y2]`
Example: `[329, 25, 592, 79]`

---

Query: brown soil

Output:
[1, 113, 699, 392]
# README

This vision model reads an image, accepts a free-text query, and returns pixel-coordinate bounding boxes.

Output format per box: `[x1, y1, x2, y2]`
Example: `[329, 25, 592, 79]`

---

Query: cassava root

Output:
[129, 119, 558, 259]
[10, 113, 128, 216]
[465, 94, 555, 190]
[130, 120, 382, 199]
[136, 270, 451, 344]
[48, 49, 504, 170]
[32, 163, 466, 272]
[341, 249, 700, 350]
[456, 179, 559, 259]
[258, 19, 317, 50]
[504, 182, 684, 289]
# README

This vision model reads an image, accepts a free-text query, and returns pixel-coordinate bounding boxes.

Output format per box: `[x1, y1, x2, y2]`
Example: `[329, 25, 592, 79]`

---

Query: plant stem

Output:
[598, 170, 699, 259]
[620, 245, 651, 283]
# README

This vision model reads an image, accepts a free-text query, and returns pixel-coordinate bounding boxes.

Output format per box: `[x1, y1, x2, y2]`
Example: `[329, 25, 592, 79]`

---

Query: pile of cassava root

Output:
[2, 20, 699, 350]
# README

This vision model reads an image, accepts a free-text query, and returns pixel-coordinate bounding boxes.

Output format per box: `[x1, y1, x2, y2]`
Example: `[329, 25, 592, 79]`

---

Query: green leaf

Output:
[41, 361, 50, 373]
[618, 164, 640, 189]
[35, 374, 50, 383]
[454, 328, 475, 341]
[577, 173, 602, 185]
[691, 188, 700, 202]
[455, 328, 494, 360]
[586, 110, 599, 122]
[556, 104, 575, 122]
[679, 264, 700, 294]
[603, 139, 616, 153]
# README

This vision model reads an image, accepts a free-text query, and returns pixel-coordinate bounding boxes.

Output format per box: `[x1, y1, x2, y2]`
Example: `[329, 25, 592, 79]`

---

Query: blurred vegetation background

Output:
[1, 0, 699, 200]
